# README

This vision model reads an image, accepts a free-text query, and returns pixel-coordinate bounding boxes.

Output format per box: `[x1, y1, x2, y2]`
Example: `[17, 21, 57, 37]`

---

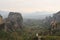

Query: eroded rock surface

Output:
[5, 12, 23, 32]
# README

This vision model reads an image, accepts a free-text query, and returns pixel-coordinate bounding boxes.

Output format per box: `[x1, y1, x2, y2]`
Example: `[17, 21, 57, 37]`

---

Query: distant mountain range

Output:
[22, 12, 53, 19]
[0, 11, 53, 19]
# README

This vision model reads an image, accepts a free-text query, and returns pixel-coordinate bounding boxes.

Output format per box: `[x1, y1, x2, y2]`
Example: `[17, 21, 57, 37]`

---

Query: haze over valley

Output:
[0, 11, 53, 19]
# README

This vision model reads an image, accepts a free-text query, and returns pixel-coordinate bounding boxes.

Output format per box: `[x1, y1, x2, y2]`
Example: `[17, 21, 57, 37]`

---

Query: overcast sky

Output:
[0, 0, 60, 13]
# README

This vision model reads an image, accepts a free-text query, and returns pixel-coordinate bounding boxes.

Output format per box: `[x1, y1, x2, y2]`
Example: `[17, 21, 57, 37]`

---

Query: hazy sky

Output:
[0, 0, 60, 13]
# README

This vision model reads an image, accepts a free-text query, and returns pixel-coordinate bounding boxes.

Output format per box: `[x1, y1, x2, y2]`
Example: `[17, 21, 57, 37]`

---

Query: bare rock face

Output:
[0, 15, 5, 30]
[5, 12, 23, 32]
[53, 11, 60, 23]
[0, 15, 4, 24]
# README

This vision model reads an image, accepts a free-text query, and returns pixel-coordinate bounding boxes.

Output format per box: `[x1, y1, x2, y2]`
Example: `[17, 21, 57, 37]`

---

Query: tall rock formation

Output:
[0, 15, 3, 24]
[0, 15, 5, 30]
[52, 11, 60, 29]
[5, 12, 23, 32]
[53, 11, 60, 23]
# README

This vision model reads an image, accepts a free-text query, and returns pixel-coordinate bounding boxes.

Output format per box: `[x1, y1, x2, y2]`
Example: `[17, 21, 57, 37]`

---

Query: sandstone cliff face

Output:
[0, 15, 4, 24]
[5, 12, 23, 32]
[0, 15, 5, 30]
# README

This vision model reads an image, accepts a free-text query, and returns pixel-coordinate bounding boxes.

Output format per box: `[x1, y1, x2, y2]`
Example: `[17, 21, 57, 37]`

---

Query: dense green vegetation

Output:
[0, 19, 60, 40]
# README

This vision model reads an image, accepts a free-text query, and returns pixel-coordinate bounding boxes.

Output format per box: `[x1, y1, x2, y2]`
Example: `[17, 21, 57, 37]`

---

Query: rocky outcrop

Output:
[0, 15, 5, 30]
[0, 15, 4, 24]
[5, 12, 23, 32]
[53, 11, 60, 23]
